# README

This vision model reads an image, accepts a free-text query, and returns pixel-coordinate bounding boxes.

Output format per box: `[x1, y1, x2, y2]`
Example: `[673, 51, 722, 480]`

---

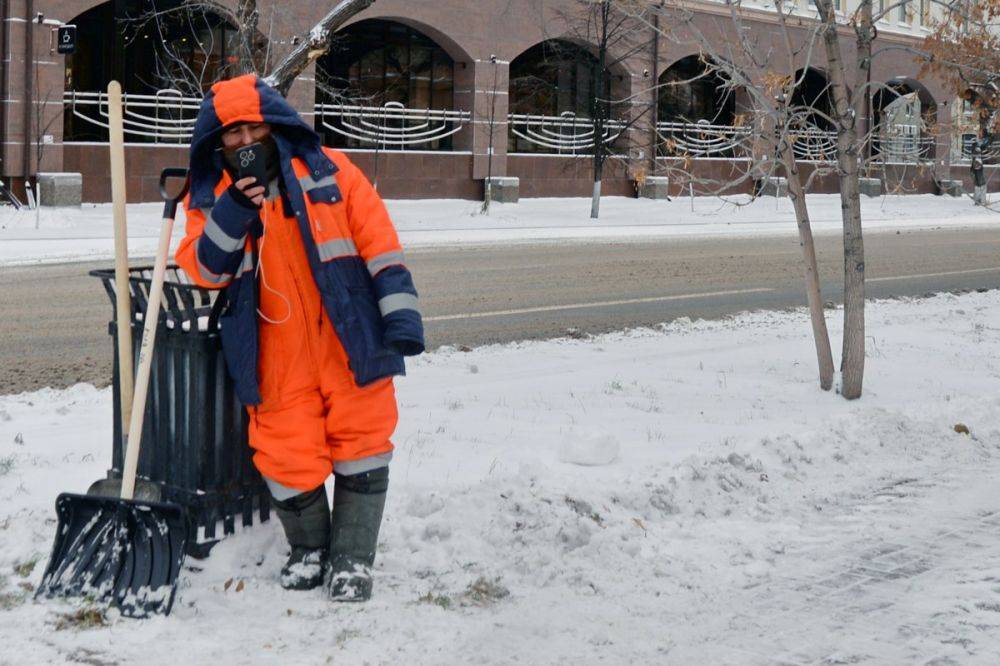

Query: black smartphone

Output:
[235, 142, 269, 197]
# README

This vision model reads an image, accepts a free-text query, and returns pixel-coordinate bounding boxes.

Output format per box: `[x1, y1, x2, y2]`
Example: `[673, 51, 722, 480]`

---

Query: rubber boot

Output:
[271, 486, 331, 590]
[328, 467, 388, 602]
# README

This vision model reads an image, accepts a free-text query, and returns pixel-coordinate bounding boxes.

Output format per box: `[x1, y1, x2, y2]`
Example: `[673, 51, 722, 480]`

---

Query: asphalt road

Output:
[2, 225, 1000, 394]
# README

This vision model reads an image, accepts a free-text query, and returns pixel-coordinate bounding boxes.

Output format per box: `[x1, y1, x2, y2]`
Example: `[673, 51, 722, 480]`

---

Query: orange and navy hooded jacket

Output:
[175, 75, 424, 406]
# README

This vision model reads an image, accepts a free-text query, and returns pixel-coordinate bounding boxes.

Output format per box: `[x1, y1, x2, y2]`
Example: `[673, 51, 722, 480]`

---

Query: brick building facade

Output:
[1, 0, 996, 203]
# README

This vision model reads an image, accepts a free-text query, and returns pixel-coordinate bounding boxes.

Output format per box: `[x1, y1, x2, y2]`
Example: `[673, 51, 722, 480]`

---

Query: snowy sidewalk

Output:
[676, 449, 1000, 663]
[2, 291, 1000, 663]
[0, 193, 997, 266]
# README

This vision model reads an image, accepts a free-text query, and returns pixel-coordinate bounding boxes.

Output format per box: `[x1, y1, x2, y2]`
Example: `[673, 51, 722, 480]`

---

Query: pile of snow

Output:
[2, 291, 1000, 663]
[0, 193, 997, 266]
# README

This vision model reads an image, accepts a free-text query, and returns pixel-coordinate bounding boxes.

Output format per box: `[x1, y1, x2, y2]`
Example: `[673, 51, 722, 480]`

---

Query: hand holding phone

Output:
[233, 177, 266, 208]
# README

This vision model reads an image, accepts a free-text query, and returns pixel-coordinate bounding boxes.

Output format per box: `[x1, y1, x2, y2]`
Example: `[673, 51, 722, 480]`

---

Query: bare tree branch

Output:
[235, 0, 260, 73]
[264, 0, 376, 96]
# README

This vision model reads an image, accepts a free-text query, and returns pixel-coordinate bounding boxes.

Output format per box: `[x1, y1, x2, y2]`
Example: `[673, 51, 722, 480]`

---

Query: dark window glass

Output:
[790, 68, 834, 131]
[509, 40, 604, 118]
[657, 56, 735, 126]
[316, 19, 456, 150]
[508, 40, 611, 154]
[64, 0, 238, 142]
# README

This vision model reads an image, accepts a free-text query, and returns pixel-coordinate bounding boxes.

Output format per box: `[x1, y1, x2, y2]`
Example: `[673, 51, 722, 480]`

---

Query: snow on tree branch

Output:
[264, 0, 376, 96]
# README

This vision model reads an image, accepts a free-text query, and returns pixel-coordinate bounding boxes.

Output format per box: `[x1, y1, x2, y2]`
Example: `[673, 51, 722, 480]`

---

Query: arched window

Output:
[509, 40, 606, 118]
[657, 56, 735, 126]
[315, 20, 457, 150]
[790, 68, 834, 131]
[656, 55, 739, 158]
[786, 68, 836, 160]
[508, 40, 617, 154]
[64, 0, 239, 142]
[872, 80, 937, 162]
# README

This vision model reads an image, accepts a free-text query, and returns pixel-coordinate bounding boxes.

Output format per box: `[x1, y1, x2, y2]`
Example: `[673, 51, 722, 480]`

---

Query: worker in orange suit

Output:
[175, 74, 424, 601]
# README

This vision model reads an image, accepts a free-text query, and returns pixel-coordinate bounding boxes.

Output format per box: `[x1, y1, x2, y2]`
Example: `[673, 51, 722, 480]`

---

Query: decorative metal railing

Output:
[873, 130, 935, 163]
[655, 120, 840, 162]
[315, 102, 470, 149]
[508, 111, 627, 153]
[957, 138, 1000, 164]
[64, 90, 201, 142]
[656, 120, 752, 158]
[789, 126, 839, 161]
[62, 90, 969, 167]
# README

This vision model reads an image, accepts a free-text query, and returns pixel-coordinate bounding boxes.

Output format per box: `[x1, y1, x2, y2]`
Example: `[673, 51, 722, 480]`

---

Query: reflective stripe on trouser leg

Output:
[265, 475, 306, 502]
[334, 452, 393, 477]
[323, 377, 398, 468]
[247, 391, 334, 492]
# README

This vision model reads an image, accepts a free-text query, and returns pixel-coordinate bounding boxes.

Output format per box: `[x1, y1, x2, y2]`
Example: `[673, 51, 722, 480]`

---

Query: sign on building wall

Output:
[57, 25, 76, 55]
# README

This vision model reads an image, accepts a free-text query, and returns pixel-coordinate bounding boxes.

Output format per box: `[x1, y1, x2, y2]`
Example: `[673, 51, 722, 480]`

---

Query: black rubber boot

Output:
[328, 467, 388, 602]
[271, 486, 331, 591]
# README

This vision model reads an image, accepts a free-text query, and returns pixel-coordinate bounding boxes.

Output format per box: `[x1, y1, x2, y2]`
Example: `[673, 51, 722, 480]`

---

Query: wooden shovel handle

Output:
[119, 169, 188, 501]
[108, 81, 134, 437]
[119, 215, 174, 501]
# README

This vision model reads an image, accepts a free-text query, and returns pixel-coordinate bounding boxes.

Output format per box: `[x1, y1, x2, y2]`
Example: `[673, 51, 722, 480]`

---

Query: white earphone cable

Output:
[255, 200, 291, 325]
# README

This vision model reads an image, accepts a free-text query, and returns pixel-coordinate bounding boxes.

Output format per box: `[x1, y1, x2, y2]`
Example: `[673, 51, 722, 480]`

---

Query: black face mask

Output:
[222, 134, 281, 185]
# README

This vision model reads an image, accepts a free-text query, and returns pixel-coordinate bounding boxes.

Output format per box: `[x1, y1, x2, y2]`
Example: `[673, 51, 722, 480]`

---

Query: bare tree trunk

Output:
[843, 2, 876, 399]
[591, 178, 602, 218]
[778, 141, 835, 390]
[815, 0, 867, 399]
[837, 183, 865, 399]
[482, 57, 500, 215]
[264, 0, 376, 95]
[590, 0, 610, 220]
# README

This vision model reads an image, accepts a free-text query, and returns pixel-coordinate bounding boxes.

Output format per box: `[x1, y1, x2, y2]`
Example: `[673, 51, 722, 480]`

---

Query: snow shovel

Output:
[87, 80, 161, 503]
[37, 168, 191, 618]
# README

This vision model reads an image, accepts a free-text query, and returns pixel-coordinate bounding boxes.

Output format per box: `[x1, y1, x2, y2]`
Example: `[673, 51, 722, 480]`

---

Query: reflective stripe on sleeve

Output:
[317, 238, 358, 262]
[366, 249, 405, 277]
[235, 252, 255, 278]
[197, 262, 231, 285]
[378, 292, 419, 317]
[202, 208, 247, 253]
[194, 238, 233, 285]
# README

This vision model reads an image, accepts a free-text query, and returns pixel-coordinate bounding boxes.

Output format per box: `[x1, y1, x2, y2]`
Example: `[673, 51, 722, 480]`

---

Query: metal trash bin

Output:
[90, 265, 269, 558]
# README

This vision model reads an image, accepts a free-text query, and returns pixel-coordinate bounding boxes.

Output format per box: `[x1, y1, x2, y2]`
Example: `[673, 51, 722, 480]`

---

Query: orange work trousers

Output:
[248, 195, 397, 495]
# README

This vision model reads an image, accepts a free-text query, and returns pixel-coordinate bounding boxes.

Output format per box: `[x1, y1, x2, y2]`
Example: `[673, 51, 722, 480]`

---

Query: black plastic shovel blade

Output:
[37, 493, 188, 617]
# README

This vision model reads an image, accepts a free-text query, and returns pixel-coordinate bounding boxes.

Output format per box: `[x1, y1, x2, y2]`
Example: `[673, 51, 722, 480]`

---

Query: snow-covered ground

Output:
[0, 193, 996, 266]
[2, 291, 1000, 664]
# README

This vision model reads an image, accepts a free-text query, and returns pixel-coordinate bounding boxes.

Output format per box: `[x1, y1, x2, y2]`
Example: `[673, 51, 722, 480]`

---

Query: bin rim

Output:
[90, 264, 225, 332]
[89, 264, 202, 291]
